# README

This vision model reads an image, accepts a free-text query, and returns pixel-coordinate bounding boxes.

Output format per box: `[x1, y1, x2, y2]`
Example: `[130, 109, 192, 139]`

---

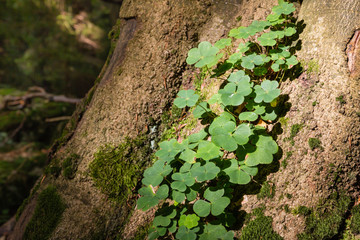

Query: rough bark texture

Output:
[8, 0, 360, 240]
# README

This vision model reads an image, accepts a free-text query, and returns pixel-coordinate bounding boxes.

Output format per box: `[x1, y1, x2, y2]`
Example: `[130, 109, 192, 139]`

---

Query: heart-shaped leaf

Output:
[254, 80, 280, 103]
[186, 41, 222, 68]
[179, 214, 200, 229]
[174, 89, 199, 108]
[193, 199, 211, 217]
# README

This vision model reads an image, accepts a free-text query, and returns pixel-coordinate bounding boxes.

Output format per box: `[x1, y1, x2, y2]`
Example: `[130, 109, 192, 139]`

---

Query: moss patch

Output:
[350, 205, 360, 235]
[89, 136, 151, 204]
[62, 153, 80, 179]
[257, 181, 276, 199]
[240, 208, 283, 240]
[308, 138, 322, 151]
[24, 185, 66, 240]
[297, 193, 351, 240]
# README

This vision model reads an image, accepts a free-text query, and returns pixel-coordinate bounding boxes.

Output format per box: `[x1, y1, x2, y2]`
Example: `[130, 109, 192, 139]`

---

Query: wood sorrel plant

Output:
[137, 1, 298, 239]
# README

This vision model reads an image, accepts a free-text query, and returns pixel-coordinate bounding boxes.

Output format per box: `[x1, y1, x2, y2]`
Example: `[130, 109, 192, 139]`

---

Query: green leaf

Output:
[254, 80, 280, 103]
[284, 27, 296, 36]
[239, 112, 258, 122]
[261, 108, 277, 121]
[171, 180, 187, 192]
[137, 185, 169, 211]
[199, 224, 234, 240]
[172, 190, 186, 203]
[188, 129, 208, 143]
[191, 162, 220, 182]
[212, 133, 238, 152]
[227, 70, 250, 83]
[155, 139, 182, 161]
[186, 41, 222, 68]
[179, 214, 200, 229]
[174, 89, 199, 108]
[195, 141, 221, 161]
[204, 188, 224, 202]
[227, 52, 242, 64]
[223, 159, 251, 184]
[249, 20, 271, 33]
[238, 42, 251, 53]
[179, 148, 197, 164]
[209, 116, 236, 135]
[214, 38, 232, 49]
[229, 26, 256, 39]
[272, 1, 295, 15]
[172, 172, 195, 187]
[286, 55, 298, 66]
[193, 102, 211, 118]
[266, 13, 285, 25]
[211, 197, 231, 216]
[193, 200, 211, 217]
[142, 160, 172, 186]
[258, 31, 277, 47]
[254, 66, 267, 76]
[176, 226, 198, 240]
[241, 53, 264, 70]
[153, 215, 171, 227]
[245, 135, 278, 166]
[186, 187, 198, 202]
[233, 124, 252, 145]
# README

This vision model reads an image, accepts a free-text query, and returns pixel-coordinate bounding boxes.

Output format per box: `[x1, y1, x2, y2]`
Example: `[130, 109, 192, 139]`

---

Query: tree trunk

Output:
[8, 0, 360, 239]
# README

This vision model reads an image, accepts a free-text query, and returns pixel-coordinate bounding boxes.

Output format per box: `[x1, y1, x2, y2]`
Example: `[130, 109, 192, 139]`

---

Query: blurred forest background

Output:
[0, 0, 119, 225]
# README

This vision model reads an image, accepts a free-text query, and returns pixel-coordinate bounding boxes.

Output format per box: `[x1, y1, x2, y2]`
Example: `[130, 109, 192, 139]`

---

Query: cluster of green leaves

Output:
[137, 1, 298, 239]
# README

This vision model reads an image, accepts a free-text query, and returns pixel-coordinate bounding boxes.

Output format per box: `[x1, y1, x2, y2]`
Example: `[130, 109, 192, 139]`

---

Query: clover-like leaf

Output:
[186, 187, 198, 202]
[272, 1, 296, 15]
[211, 197, 231, 216]
[239, 112, 258, 122]
[214, 38, 232, 49]
[227, 52, 243, 64]
[229, 26, 256, 39]
[286, 55, 298, 66]
[204, 187, 224, 202]
[174, 89, 199, 108]
[284, 27, 296, 36]
[153, 208, 176, 227]
[193, 199, 211, 217]
[254, 66, 267, 76]
[186, 41, 222, 68]
[195, 141, 222, 160]
[209, 115, 236, 135]
[172, 190, 186, 203]
[142, 160, 172, 186]
[179, 214, 200, 229]
[188, 128, 208, 144]
[241, 53, 264, 70]
[233, 124, 252, 145]
[227, 70, 250, 83]
[176, 226, 199, 240]
[191, 162, 220, 182]
[223, 159, 252, 184]
[179, 148, 197, 164]
[245, 135, 278, 166]
[266, 13, 285, 26]
[258, 31, 278, 47]
[193, 101, 211, 118]
[219, 81, 252, 106]
[254, 80, 280, 103]
[172, 172, 195, 188]
[261, 108, 277, 121]
[249, 20, 271, 33]
[238, 42, 251, 53]
[199, 224, 234, 240]
[137, 184, 169, 211]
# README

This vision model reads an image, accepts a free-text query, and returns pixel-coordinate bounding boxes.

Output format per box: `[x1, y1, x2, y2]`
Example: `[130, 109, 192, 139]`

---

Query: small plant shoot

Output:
[137, 1, 299, 239]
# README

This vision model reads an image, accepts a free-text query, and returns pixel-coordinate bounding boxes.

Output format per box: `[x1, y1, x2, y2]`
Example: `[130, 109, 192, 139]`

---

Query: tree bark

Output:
[8, 0, 360, 239]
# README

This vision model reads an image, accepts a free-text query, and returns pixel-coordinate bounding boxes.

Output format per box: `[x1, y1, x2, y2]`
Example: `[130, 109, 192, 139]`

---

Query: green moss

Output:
[24, 186, 66, 240]
[132, 222, 152, 240]
[257, 181, 276, 199]
[350, 205, 360, 235]
[312, 101, 317, 106]
[282, 151, 292, 169]
[240, 208, 283, 240]
[279, 117, 289, 128]
[336, 95, 346, 105]
[290, 123, 303, 139]
[0, 111, 25, 131]
[89, 136, 151, 204]
[297, 193, 351, 240]
[44, 158, 61, 177]
[285, 193, 293, 199]
[62, 154, 80, 179]
[284, 204, 291, 213]
[292, 206, 311, 216]
[308, 138, 322, 150]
